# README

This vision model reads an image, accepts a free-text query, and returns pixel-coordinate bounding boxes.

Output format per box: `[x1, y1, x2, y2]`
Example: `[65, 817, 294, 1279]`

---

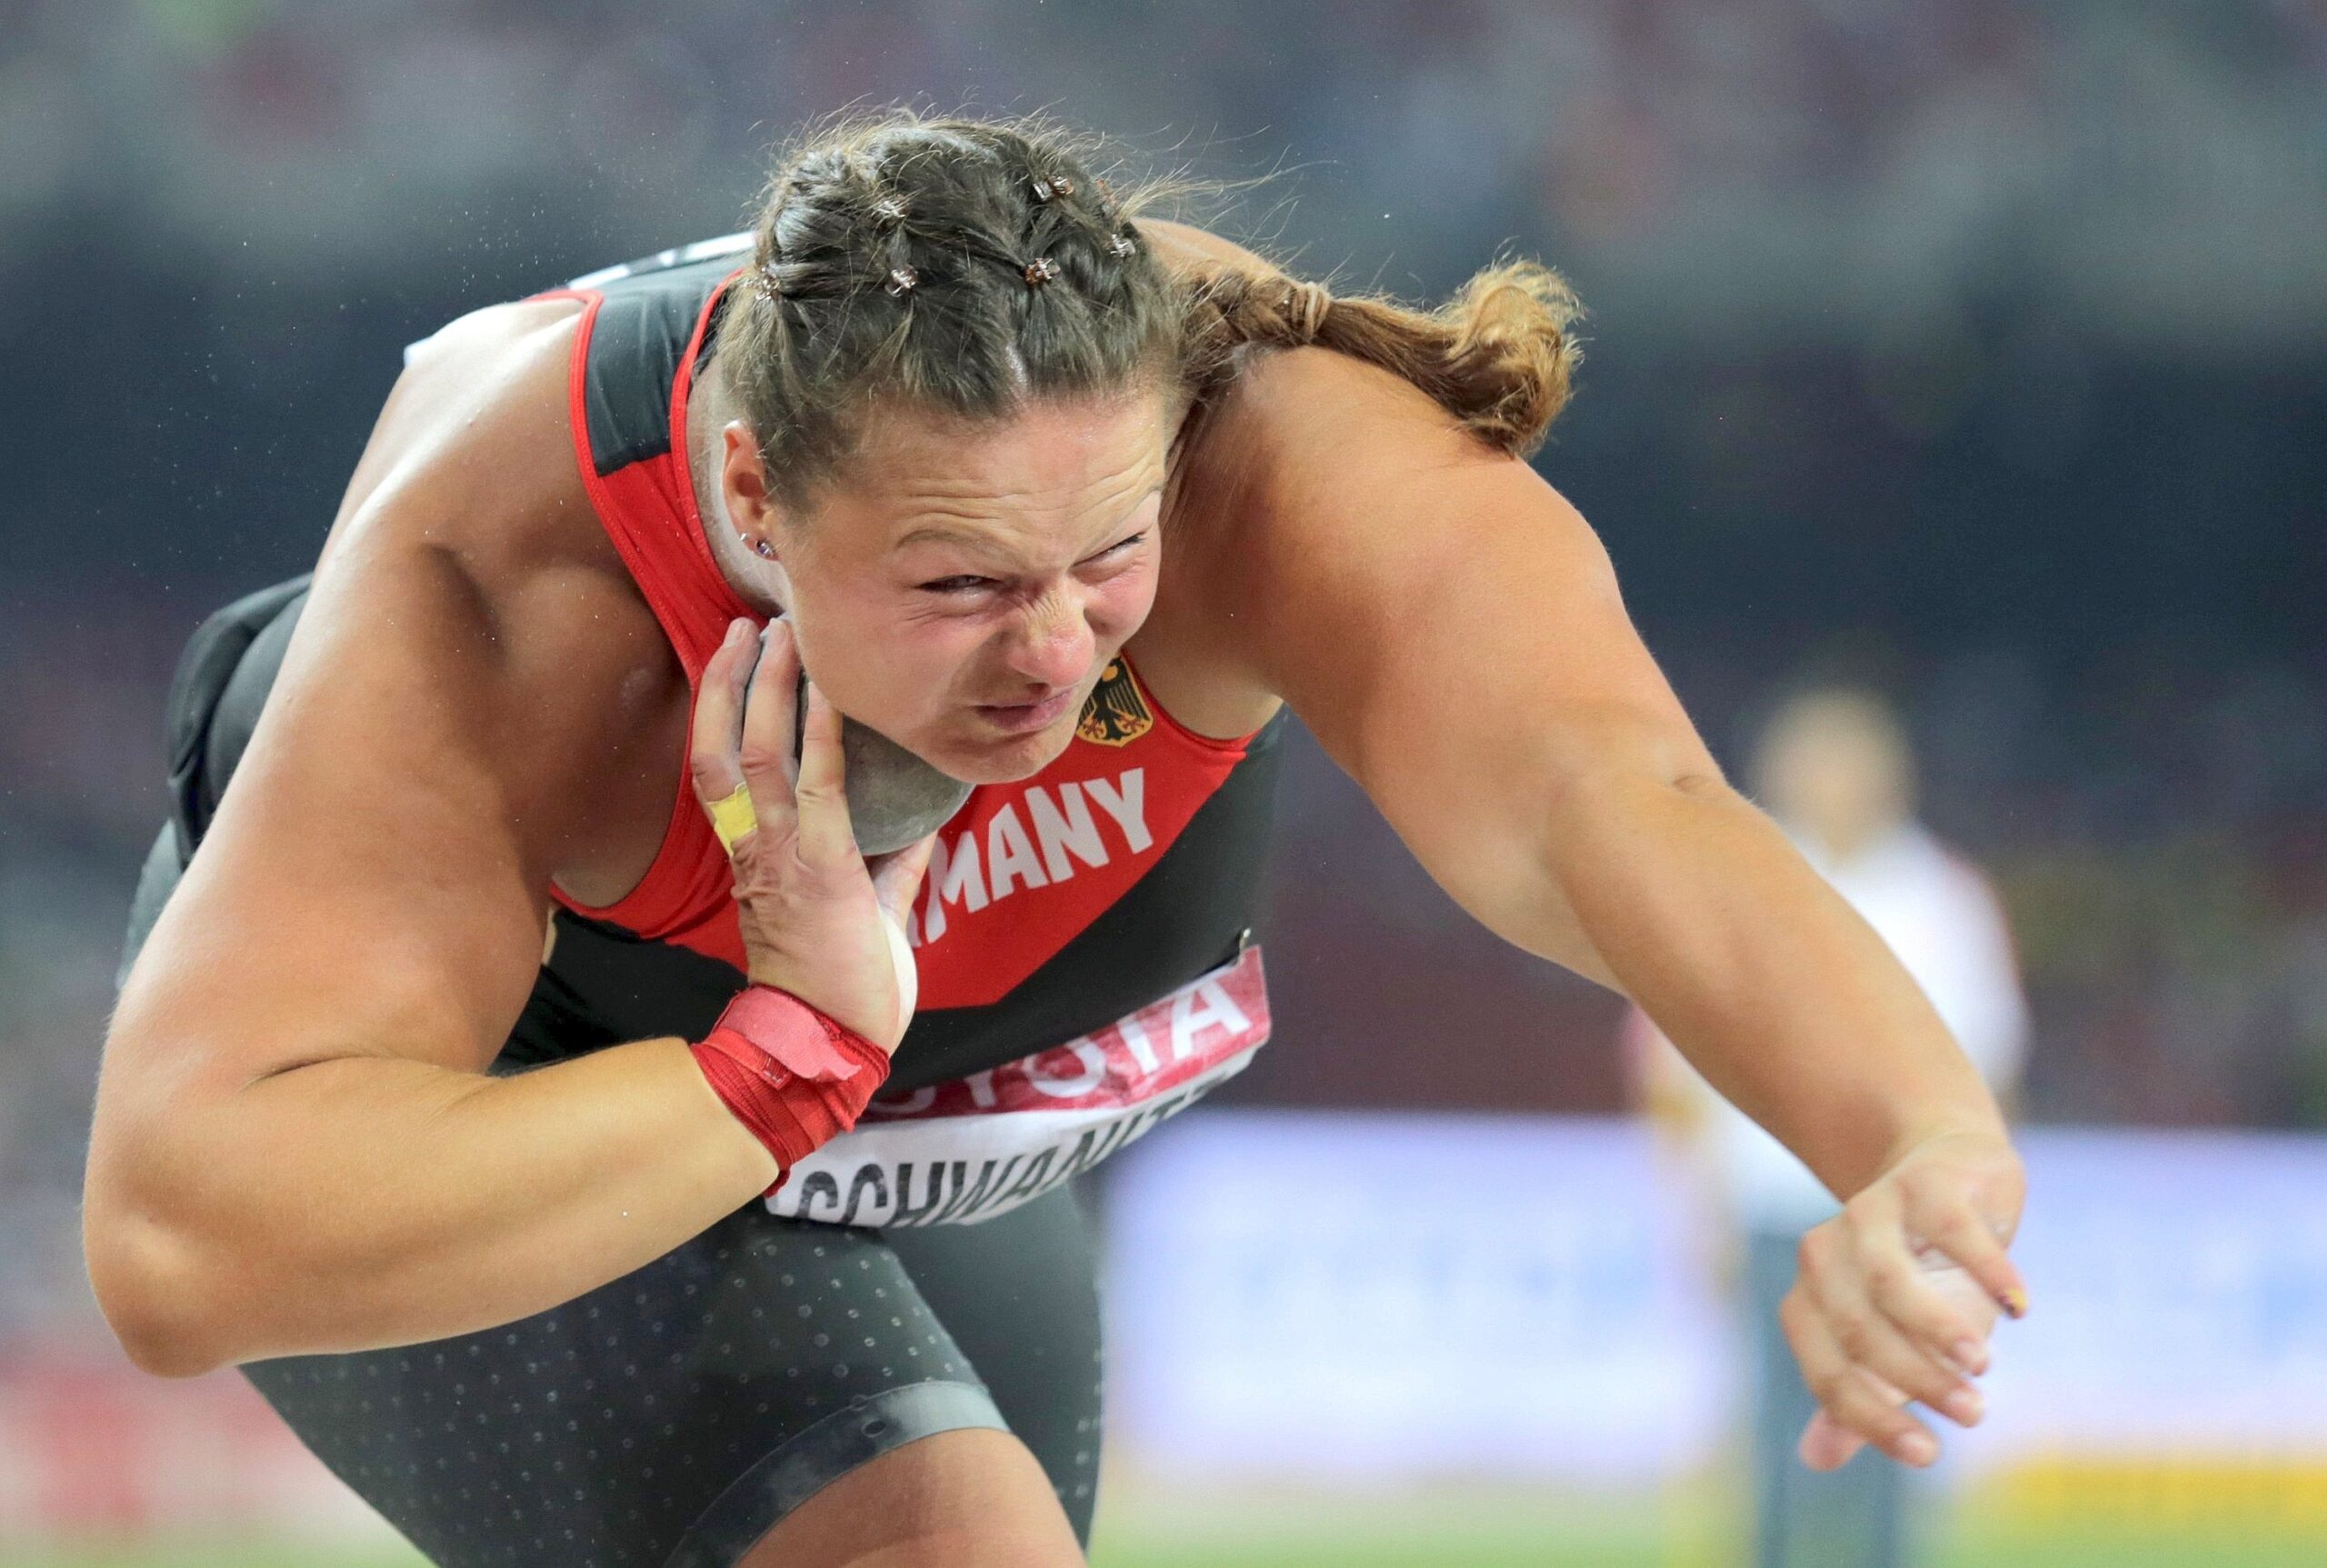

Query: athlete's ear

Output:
[720, 421, 787, 544]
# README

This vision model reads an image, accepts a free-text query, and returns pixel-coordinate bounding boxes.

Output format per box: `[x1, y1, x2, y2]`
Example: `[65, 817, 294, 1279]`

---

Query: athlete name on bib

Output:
[766, 945, 1269, 1227]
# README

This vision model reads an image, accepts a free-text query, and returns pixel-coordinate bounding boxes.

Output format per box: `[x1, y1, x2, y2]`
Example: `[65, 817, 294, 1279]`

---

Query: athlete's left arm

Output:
[1199, 348, 2027, 1471]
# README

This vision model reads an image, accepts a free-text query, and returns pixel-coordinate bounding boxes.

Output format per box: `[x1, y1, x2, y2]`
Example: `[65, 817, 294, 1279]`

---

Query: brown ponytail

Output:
[1174, 258, 1584, 463]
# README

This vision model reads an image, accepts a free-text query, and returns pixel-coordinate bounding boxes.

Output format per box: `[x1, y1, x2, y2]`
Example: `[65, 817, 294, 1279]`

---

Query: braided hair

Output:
[719, 107, 1582, 517]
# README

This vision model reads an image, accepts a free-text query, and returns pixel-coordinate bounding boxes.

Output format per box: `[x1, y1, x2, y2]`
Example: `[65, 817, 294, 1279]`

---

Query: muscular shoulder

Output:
[112, 298, 682, 1094]
[320, 297, 612, 583]
[1138, 260, 1494, 729]
[1139, 216, 1493, 547]
[300, 295, 681, 882]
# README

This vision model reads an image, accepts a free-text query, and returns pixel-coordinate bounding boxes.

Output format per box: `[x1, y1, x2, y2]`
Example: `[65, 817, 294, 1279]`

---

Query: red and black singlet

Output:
[499, 238, 1287, 1093]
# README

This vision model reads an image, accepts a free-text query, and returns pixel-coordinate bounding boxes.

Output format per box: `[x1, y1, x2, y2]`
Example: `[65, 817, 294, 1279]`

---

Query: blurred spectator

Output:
[1627, 685, 2029, 1568]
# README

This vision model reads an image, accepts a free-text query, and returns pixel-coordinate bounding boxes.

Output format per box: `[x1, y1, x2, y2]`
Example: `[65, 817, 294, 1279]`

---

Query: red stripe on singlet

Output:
[542, 275, 756, 967]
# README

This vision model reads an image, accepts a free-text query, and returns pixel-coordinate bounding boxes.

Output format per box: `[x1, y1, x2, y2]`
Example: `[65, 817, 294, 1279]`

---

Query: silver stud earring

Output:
[753, 537, 776, 560]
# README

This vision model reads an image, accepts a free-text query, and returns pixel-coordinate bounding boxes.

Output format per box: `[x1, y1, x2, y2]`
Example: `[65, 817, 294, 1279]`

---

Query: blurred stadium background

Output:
[3, 1, 2324, 1563]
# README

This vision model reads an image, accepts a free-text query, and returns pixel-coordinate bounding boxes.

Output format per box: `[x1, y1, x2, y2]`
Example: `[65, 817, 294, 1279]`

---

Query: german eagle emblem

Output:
[1076, 660, 1154, 746]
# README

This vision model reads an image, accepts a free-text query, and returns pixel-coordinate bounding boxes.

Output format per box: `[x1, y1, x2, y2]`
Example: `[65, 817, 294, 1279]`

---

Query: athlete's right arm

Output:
[83, 301, 787, 1378]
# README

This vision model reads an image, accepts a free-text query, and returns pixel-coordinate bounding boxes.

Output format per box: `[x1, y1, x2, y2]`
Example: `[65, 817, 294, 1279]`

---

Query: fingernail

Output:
[1999, 1285, 2029, 1320]
[1942, 1387, 1982, 1425]
[1898, 1433, 1938, 1466]
[1952, 1339, 1987, 1376]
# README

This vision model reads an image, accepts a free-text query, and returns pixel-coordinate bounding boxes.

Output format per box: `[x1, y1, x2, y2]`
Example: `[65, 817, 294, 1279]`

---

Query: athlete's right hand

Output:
[689, 616, 935, 1050]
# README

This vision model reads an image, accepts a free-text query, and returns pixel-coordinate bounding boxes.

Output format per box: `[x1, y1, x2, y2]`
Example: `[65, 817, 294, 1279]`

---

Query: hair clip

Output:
[872, 195, 908, 224]
[1107, 232, 1136, 258]
[752, 263, 784, 301]
[884, 265, 920, 297]
[1023, 256, 1061, 287]
[1031, 175, 1074, 203]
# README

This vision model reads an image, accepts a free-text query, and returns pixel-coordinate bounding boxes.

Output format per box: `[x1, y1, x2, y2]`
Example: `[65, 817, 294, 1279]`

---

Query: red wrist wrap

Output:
[690, 987, 893, 1197]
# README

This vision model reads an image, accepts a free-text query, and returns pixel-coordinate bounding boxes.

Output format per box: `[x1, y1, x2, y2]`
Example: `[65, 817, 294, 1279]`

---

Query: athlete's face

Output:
[754, 389, 1173, 784]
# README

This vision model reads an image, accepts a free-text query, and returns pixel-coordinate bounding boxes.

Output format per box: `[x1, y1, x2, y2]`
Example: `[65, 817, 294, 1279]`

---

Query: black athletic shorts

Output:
[114, 579, 1108, 1565]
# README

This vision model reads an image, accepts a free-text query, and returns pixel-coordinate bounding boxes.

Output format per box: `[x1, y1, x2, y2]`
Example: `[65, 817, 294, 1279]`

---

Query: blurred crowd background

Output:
[0, 1, 2322, 1560]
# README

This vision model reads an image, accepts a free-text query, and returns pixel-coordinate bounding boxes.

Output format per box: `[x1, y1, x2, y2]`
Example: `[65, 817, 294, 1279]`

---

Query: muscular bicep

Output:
[1226, 354, 1722, 984]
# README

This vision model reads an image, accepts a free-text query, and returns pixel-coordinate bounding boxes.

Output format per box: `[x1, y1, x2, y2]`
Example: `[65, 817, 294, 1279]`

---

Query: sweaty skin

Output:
[87, 218, 2022, 1502]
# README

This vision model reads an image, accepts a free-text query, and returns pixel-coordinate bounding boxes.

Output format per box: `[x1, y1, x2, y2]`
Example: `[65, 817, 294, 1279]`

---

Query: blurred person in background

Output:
[1631, 684, 2029, 1568]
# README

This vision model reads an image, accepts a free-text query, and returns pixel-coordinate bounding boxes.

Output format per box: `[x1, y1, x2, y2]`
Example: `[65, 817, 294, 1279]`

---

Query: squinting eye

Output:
[1088, 532, 1147, 562]
[918, 575, 995, 594]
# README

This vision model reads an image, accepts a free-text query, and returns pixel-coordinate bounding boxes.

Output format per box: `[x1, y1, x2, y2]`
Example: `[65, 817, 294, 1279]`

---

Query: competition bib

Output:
[765, 945, 1270, 1227]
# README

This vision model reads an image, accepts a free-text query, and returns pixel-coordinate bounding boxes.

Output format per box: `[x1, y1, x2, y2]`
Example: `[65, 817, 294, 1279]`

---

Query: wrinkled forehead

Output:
[836, 387, 1179, 526]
